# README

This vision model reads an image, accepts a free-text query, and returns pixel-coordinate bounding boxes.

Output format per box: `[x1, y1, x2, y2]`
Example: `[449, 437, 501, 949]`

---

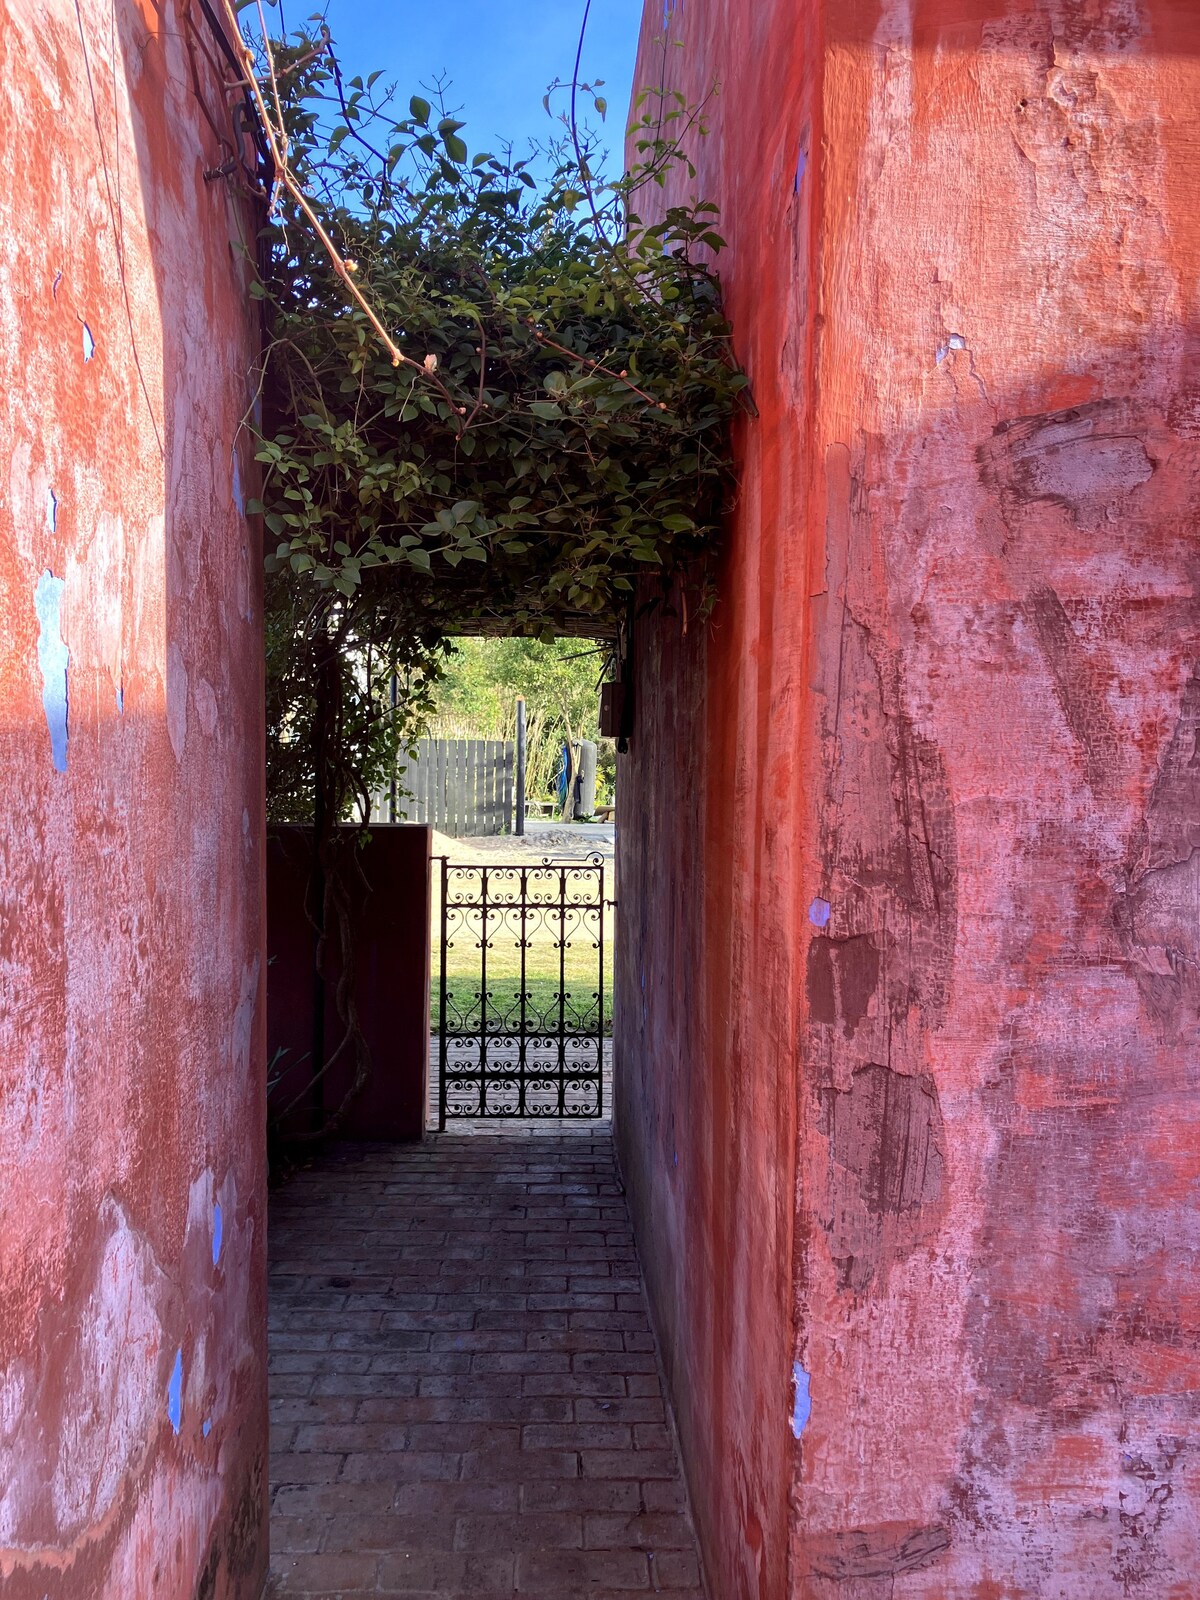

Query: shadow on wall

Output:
[0, 3, 265, 1598]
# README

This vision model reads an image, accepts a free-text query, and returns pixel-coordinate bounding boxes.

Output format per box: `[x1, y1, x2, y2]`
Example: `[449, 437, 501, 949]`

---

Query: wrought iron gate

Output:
[437, 856, 609, 1125]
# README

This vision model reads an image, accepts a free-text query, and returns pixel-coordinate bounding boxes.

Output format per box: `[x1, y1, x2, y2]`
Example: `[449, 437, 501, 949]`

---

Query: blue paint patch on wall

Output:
[46, 489, 58, 533]
[34, 572, 69, 772]
[791, 1362, 811, 1439]
[794, 146, 808, 194]
[809, 897, 831, 928]
[202, 1417, 213, 1439]
[167, 1348, 184, 1434]
[213, 1200, 224, 1266]
[231, 449, 245, 516]
[115, 684, 124, 715]
[81, 322, 96, 362]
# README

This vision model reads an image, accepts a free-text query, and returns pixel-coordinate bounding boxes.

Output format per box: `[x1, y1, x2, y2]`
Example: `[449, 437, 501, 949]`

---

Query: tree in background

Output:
[427, 637, 614, 807]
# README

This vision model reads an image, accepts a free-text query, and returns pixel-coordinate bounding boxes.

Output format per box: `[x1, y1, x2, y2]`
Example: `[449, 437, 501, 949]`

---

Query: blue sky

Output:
[284, 0, 647, 170]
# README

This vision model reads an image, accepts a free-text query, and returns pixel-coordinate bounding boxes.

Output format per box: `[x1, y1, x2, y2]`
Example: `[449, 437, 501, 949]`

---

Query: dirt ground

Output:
[432, 817, 615, 866]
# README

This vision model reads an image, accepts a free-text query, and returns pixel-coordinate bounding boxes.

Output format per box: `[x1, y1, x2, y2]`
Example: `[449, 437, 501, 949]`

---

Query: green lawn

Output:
[431, 897, 614, 1037]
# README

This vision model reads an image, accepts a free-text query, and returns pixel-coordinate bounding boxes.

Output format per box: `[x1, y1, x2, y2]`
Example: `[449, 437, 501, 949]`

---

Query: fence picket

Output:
[377, 739, 515, 835]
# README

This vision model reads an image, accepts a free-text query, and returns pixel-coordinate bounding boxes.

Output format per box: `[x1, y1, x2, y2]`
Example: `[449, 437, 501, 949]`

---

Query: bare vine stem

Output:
[528, 324, 666, 411]
[567, 0, 611, 248]
[219, 0, 468, 430]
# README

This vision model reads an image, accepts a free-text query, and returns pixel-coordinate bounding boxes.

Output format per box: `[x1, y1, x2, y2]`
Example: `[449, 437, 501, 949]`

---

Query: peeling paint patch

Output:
[34, 571, 69, 772]
[81, 321, 95, 362]
[212, 1201, 224, 1267]
[792, 1362, 811, 1438]
[936, 333, 966, 365]
[51, 268, 62, 299]
[167, 1348, 183, 1434]
[807, 1521, 951, 1580]
[809, 897, 831, 928]
[46, 488, 58, 532]
[115, 684, 124, 714]
[232, 955, 261, 1072]
[166, 640, 188, 761]
[202, 1418, 213, 1439]
[195, 677, 219, 739]
[795, 146, 808, 194]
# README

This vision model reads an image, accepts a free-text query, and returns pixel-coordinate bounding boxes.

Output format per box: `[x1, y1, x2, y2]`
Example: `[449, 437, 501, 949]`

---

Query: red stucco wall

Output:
[615, 4, 1200, 1597]
[0, 3, 266, 1595]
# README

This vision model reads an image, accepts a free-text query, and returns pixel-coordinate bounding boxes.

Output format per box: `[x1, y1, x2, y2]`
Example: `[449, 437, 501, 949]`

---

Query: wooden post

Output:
[515, 697, 527, 836]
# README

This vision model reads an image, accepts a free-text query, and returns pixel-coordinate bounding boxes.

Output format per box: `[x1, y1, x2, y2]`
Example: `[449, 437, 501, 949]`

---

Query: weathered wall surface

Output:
[615, 3, 1200, 1597]
[0, 3, 266, 1596]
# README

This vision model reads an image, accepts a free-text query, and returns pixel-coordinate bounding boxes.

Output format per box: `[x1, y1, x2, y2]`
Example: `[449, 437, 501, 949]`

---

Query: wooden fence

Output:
[373, 739, 515, 837]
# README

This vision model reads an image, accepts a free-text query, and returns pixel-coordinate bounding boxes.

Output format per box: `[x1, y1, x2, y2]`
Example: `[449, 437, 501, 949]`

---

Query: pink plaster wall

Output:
[0, 3, 267, 1595]
[615, 3, 1200, 1596]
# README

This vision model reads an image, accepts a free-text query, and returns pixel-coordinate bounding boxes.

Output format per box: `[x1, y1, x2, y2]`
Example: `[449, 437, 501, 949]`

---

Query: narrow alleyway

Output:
[267, 1130, 705, 1597]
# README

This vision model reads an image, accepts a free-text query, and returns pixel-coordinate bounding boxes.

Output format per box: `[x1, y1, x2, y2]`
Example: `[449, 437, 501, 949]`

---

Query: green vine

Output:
[250, 33, 745, 622]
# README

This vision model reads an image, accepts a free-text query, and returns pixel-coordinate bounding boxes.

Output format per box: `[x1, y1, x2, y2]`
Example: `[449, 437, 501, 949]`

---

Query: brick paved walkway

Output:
[268, 1131, 705, 1597]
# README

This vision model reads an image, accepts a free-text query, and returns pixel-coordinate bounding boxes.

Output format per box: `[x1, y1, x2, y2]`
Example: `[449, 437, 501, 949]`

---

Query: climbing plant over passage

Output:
[219, 4, 746, 1146]
[246, 21, 745, 639]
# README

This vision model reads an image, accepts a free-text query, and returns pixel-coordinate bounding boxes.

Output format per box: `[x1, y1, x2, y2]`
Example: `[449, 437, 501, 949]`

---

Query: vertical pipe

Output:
[309, 844, 326, 1137]
[309, 646, 332, 1136]
[515, 696, 527, 837]
[388, 671, 399, 822]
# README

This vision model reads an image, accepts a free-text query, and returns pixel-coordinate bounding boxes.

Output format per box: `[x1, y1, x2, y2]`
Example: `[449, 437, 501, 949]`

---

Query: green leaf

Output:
[442, 131, 468, 164]
[410, 95, 431, 124]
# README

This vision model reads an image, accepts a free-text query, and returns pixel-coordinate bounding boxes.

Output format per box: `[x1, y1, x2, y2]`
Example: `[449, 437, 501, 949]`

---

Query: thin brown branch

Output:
[219, 0, 467, 429]
[528, 324, 666, 411]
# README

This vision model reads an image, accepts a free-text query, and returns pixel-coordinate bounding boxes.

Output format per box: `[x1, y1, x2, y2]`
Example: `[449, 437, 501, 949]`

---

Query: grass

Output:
[431, 897, 614, 1037]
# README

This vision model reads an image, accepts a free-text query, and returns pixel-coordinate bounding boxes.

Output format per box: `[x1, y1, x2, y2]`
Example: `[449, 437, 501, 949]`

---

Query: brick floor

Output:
[267, 1131, 705, 1598]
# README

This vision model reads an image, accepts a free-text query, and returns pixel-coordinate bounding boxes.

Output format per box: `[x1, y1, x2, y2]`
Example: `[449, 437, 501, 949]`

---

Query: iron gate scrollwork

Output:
[437, 855, 608, 1124]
